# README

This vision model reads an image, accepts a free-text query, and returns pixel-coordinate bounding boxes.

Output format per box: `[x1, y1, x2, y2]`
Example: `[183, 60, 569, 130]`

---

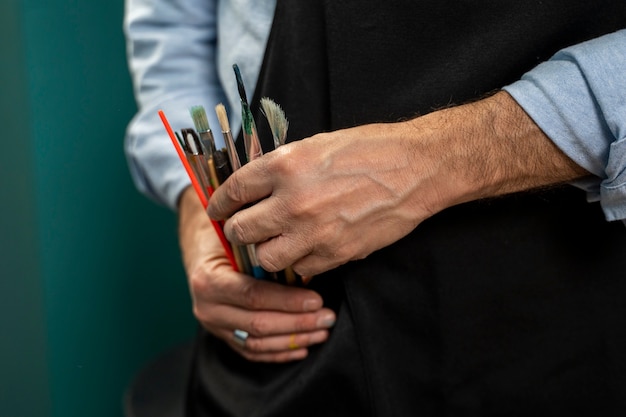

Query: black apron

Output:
[186, 1, 626, 416]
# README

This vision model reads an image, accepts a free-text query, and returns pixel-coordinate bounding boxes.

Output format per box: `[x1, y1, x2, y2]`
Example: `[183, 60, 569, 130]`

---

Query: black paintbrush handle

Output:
[213, 149, 233, 185]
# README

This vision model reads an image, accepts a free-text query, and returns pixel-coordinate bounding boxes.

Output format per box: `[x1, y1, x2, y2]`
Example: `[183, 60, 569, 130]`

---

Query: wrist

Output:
[178, 186, 221, 273]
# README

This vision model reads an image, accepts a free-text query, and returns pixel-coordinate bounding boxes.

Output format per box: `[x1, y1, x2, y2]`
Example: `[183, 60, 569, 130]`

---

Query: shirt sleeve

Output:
[503, 29, 626, 222]
[123, 0, 228, 210]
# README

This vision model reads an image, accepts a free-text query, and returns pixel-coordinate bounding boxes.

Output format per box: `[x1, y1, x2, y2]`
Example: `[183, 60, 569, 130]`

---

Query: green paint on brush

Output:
[241, 102, 255, 135]
[190, 105, 211, 133]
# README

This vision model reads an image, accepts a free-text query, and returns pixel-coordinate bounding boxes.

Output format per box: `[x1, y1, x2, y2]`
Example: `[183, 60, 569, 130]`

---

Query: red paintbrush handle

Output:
[158, 110, 239, 272]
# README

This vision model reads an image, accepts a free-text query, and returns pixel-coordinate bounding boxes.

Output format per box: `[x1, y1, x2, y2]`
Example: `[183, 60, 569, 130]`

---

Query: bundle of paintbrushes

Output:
[158, 64, 301, 286]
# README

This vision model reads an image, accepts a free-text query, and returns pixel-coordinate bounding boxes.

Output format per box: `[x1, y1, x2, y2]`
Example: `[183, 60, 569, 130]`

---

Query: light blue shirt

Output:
[504, 29, 626, 222]
[124, 0, 626, 224]
[124, 0, 276, 208]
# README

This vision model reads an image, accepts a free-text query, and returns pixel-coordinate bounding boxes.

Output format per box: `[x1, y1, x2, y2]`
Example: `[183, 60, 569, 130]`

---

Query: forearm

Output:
[410, 90, 589, 215]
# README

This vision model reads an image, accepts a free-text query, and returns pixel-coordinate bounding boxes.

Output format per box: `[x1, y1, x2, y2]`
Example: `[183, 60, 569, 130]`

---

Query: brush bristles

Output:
[215, 103, 242, 172]
[260, 97, 289, 148]
[190, 105, 211, 133]
[215, 103, 231, 133]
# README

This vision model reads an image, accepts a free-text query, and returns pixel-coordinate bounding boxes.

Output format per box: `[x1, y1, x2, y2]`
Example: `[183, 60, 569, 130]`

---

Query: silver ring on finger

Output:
[233, 329, 249, 348]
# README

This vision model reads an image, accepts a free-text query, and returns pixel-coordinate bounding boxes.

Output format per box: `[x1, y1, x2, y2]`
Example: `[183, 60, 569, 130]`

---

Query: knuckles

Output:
[208, 173, 247, 220]
[247, 315, 270, 335]
[223, 173, 248, 206]
[188, 266, 212, 296]
[255, 248, 284, 273]
[238, 278, 262, 308]
[227, 215, 250, 244]
[243, 337, 263, 352]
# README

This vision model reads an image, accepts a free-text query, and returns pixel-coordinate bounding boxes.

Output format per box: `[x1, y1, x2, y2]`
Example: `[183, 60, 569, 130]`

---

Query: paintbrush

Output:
[215, 103, 242, 173]
[233, 64, 263, 163]
[260, 97, 289, 149]
[183, 127, 251, 275]
[182, 127, 251, 275]
[189, 105, 216, 156]
[211, 104, 256, 274]
[180, 128, 211, 202]
[223, 64, 266, 279]
[258, 98, 302, 286]
[190, 105, 232, 186]
[175, 131, 187, 152]
[157, 110, 239, 272]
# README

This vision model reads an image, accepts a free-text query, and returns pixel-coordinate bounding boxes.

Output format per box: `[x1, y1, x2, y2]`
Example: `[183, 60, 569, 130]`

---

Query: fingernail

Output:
[303, 298, 322, 311]
[317, 313, 336, 328]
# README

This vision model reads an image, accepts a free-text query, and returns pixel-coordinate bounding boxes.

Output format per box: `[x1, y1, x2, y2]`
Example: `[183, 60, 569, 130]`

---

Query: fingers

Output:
[197, 299, 336, 362]
[194, 269, 323, 312]
[226, 330, 330, 363]
[191, 267, 336, 362]
[184, 180, 337, 363]
[290, 253, 350, 279]
[222, 198, 293, 258]
[204, 304, 336, 336]
[207, 156, 275, 221]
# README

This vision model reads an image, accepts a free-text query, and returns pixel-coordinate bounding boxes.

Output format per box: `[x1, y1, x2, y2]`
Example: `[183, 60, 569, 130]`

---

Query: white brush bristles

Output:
[260, 97, 289, 148]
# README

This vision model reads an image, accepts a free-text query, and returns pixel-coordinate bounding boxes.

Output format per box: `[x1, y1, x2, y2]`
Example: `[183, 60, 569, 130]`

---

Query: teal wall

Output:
[1, 1, 196, 416]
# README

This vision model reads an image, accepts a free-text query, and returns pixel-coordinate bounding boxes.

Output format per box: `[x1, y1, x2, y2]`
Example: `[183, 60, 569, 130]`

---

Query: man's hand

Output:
[178, 186, 336, 362]
[208, 91, 588, 277]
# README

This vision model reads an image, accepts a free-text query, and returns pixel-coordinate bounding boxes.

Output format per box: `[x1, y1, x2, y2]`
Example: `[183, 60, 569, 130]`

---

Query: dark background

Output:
[1, 1, 196, 416]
